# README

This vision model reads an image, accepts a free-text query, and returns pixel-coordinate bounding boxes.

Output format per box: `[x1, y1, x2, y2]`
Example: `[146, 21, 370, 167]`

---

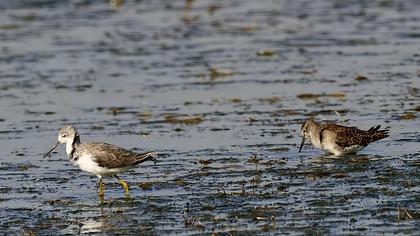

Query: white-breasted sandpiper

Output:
[44, 125, 157, 200]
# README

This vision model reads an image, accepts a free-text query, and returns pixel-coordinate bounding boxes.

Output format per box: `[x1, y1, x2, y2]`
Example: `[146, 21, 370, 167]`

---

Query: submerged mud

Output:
[0, 0, 419, 235]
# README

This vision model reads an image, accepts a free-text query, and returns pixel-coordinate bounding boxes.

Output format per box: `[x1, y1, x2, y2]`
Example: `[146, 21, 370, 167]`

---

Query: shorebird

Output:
[43, 126, 157, 200]
[298, 119, 389, 156]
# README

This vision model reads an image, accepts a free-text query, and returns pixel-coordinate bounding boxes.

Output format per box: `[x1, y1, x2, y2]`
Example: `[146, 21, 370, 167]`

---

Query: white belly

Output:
[74, 154, 130, 177]
[309, 131, 366, 156]
[323, 143, 365, 156]
[342, 145, 365, 154]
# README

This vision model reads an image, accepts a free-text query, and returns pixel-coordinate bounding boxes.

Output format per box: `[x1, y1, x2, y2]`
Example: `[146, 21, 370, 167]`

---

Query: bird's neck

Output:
[308, 123, 322, 147]
[66, 135, 81, 158]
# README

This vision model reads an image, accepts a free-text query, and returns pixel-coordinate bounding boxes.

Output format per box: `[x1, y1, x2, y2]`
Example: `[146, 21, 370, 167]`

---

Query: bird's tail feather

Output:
[367, 126, 389, 142]
[368, 125, 381, 132]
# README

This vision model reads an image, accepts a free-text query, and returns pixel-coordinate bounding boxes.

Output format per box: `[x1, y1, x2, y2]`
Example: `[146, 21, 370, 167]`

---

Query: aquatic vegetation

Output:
[164, 114, 204, 125]
[297, 92, 346, 99]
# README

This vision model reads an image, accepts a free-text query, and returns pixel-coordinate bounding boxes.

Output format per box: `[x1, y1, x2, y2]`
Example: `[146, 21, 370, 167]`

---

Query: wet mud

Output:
[0, 0, 419, 235]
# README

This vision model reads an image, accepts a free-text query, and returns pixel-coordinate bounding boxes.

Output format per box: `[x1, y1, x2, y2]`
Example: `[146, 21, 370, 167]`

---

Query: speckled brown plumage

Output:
[299, 119, 389, 155]
[319, 123, 389, 148]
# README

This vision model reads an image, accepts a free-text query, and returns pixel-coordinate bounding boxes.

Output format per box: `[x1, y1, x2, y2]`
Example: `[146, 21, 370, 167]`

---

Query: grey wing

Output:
[85, 143, 138, 168]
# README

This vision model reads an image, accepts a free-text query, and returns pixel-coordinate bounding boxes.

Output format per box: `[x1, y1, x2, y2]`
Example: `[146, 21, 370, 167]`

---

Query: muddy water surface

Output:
[0, 0, 419, 235]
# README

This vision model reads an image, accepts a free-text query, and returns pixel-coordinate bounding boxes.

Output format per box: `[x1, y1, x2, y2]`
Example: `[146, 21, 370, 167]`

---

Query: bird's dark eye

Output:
[63, 134, 67, 137]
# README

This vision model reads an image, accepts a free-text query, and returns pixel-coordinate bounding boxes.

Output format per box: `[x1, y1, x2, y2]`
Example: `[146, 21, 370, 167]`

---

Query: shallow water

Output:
[0, 0, 419, 235]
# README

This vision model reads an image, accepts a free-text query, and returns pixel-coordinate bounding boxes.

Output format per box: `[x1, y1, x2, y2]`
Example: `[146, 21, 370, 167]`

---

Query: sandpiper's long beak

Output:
[43, 141, 60, 158]
[298, 136, 306, 153]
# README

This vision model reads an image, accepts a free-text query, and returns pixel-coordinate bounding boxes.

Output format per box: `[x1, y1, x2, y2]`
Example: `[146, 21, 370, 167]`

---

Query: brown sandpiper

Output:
[298, 118, 389, 156]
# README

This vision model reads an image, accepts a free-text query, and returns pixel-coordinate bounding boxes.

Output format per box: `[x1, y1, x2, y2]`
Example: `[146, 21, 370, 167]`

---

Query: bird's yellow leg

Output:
[98, 178, 105, 200]
[115, 175, 129, 195]
[119, 179, 129, 195]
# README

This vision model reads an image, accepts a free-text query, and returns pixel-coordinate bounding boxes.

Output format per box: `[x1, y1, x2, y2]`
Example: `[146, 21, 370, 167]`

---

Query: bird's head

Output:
[43, 126, 79, 158]
[57, 126, 79, 144]
[299, 118, 317, 152]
